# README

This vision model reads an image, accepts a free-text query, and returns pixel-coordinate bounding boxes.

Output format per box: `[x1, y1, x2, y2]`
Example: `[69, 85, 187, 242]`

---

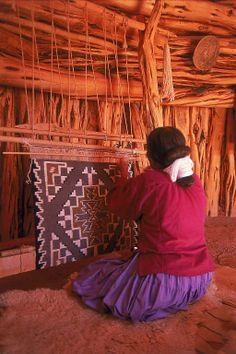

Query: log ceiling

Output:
[0, 0, 235, 107]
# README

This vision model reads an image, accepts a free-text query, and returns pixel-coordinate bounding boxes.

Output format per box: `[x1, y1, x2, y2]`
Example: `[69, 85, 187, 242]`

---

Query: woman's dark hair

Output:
[147, 127, 194, 188]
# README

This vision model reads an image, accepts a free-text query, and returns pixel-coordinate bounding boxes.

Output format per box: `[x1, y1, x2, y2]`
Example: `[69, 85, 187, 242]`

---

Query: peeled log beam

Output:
[0, 0, 174, 59]
[94, 0, 154, 17]
[162, 1, 236, 31]
[0, 55, 235, 107]
[138, 0, 163, 130]
[171, 65, 236, 86]
[168, 37, 236, 57]
[165, 87, 235, 108]
[7, 1, 224, 64]
[1, 21, 236, 82]
[85, 54, 236, 87]
[1, 0, 145, 32]
[0, 56, 143, 99]
[95, 0, 236, 35]
[0, 5, 235, 87]
[89, 87, 236, 108]
[1, 39, 235, 87]
[0, 13, 116, 55]
[160, 18, 233, 36]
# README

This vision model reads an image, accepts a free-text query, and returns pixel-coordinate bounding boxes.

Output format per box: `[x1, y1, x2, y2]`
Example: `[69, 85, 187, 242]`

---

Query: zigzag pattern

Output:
[32, 159, 138, 269]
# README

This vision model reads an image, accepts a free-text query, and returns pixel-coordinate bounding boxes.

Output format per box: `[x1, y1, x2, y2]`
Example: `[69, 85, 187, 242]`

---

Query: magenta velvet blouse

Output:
[107, 168, 214, 276]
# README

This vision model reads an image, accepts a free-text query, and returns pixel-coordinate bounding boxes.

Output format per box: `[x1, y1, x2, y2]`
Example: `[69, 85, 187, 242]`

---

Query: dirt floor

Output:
[205, 217, 236, 268]
[0, 217, 235, 354]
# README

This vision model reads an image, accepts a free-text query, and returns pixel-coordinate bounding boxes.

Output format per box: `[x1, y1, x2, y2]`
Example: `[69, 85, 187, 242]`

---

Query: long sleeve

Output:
[107, 174, 147, 221]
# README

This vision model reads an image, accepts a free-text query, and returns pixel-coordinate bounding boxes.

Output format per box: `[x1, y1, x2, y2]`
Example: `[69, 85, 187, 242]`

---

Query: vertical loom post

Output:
[138, 0, 164, 131]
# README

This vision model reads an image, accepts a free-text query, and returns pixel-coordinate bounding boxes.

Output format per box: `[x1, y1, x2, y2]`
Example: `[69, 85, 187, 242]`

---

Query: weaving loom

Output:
[30, 145, 138, 269]
[0, 0, 149, 269]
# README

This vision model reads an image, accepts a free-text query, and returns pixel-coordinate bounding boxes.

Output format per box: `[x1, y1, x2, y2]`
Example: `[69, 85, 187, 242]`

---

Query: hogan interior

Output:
[0, 1, 235, 352]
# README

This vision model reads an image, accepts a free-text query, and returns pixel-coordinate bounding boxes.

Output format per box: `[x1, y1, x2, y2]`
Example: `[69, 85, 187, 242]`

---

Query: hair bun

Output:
[164, 146, 191, 167]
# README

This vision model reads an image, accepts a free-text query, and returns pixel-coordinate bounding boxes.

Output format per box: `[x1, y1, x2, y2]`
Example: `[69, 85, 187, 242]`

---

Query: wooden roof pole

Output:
[138, 0, 164, 132]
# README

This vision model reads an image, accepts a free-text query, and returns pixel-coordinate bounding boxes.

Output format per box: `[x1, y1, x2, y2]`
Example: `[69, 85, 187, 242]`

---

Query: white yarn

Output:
[163, 156, 194, 182]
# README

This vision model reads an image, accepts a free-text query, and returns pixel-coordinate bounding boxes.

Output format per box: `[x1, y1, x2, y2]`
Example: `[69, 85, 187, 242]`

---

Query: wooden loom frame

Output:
[1, 0, 148, 157]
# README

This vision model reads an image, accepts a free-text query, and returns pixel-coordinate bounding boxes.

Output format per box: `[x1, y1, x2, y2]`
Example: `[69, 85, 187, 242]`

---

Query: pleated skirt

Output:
[73, 253, 212, 322]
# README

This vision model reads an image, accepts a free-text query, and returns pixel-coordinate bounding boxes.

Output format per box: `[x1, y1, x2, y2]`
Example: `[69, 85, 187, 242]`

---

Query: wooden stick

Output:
[2, 151, 147, 157]
[0, 126, 146, 143]
[1, 125, 131, 137]
[0, 135, 146, 155]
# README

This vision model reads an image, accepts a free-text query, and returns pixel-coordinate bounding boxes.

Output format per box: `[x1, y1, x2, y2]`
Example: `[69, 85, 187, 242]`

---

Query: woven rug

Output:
[30, 145, 138, 269]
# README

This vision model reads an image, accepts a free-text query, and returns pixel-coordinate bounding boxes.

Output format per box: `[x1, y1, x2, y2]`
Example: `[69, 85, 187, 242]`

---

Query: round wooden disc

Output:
[193, 36, 220, 71]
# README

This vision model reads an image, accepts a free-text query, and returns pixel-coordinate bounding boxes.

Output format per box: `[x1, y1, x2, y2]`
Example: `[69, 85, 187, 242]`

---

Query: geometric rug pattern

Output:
[32, 159, 138, 269]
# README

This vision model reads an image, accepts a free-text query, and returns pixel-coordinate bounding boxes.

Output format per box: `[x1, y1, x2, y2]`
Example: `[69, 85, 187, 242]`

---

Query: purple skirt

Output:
[73, 253, 212, 322]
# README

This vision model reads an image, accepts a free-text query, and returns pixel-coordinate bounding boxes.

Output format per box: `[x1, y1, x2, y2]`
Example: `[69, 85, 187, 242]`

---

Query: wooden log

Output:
[110, 54, 236, 86]
[94, 0, 155, 17]
[163, 87, 236, 108]
[0, 13, 116, 55]
[0, 52, 235, 107]
[13, 0, 146, 32]
[205, 108, 227, 216]
[0, 2, 168, 65]
[7, 5, 235, 60]
[98, 101, 113, 146]
[160, 18, 233, 36]
[216, 0, 236, 8]
[0, 37, 235, 95]
[130, 103, 146, 149]
[0, 135, 146, 155]
[83, 89, 236, 108]
[20, 154, 35, 238]
[0, 0, 146, 57]
[0, 56, 144, 99]
[0, 0, 235, 111]
[98, 101, 109, 133]
[0, 127, 145, 143]
[111, 102, 123, 141]
[0, 13, 235, 89]
[80, 101, 97, 145]
[0, 88, 20, 241]
[162, 1, 236, 31]
[220, 109, 236, 216]
[14, 0, 175, 37]
[168, 36, 236, 57]
[172, 106, 190, 144]
[162, 105, 173, 126]
[1, 54, 235, 107]
[138, 0, 163, 130]
[95, 0, 236, 35]
[189, 107, 209, 182]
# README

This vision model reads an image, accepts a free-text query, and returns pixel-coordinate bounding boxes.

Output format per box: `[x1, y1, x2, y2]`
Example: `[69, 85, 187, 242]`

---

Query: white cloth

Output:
[163, 156, 194, 182]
